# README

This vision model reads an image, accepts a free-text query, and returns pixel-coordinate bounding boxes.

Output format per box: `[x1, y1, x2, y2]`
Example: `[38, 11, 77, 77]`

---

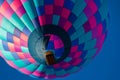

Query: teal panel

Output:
[85, 49, 97, 59]
[99, 0, 108, 21]
[0, 28, 7, 41]
[64, 57, 72, 62]
[33, 0, 44, 7]
[21, 14, 35, 31]
[10, 13, 25, 31]
[73, 12, 87, 30]
[55, 70, 66, 76]
[79, 31, 92, 44]
[21, 47, 29, 53]
[71, 26, 85, 41]
[84, 39, 96, 50]
[26, 63, 38, 72]
[52, 15, 60, 25]
[13, 59, 30, 68]
[37, 64, 46, 72]
[1, 18, 14, 34]
[72, 0, 86, 16]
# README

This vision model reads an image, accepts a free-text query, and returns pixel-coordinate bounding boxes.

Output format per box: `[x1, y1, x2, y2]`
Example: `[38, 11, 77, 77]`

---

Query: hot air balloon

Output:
[0, 0, 109, 79]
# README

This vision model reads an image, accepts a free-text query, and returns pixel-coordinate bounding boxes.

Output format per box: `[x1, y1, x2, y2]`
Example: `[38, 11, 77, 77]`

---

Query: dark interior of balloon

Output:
[28, 24, 71, 65]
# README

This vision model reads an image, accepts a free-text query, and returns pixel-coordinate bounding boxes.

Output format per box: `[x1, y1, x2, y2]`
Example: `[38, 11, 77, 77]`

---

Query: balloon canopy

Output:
[0, 0, 109, 79]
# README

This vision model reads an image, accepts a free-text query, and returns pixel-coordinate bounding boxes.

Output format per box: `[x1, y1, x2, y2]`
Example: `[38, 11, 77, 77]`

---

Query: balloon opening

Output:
[28, 25, 71, 65]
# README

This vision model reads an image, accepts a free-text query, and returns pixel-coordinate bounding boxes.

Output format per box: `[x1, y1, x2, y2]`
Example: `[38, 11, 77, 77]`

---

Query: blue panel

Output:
[94, 11, 101, 24]
[32, 17, 40, 28]
[72, 39, 79, 46]
[102, 20, 107, 33]
[54, 67, 62, 71]
[64, 0, 74, 10]
[14, 28, 21, 38]
[78, 43, 85, 51]
[46, 41, 54, 50]
[78, 59, 86, 66]
[7, 33, 13, 43]
[65, 65, 73, 71]
[7, 0, 14, 4]
[2, 41, 9, 51]
[36, 6, 44, 16]
[80, 50, 87, 59]
[68, 13, 77, 23]
[94, 0, 101, 8]
[68, 26, 75, 36]
[23, 59, 31, 64]
[23, 27, 31, 36]
[54, 48, 64, 58]
[44, 0, 54, 4]
[0, 0, 4, 5]
[12, 53, 20, 60]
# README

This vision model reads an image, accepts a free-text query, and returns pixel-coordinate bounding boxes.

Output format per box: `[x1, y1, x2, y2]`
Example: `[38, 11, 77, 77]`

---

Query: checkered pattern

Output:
[0, 0, 109, 79]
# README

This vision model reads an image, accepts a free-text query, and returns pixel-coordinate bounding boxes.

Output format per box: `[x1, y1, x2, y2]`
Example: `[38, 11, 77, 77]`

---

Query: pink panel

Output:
[54, 0, 64, 7]
[71, 58, 82, 66]
[61, 8, 70, 19]
[73, 51, 82, 58]
[6, 60, 18, 69]
[15, 45, 22, 52]
[5, 7, 14, 19]
[63, 21, 72, 31]
[32, 71, 45, 77]
[28, 58, 36, 63]
[16, 6, 26, 17]
[54, 39, 64, 49]
[45, 5, 53, 14]
[70, 46, 78, 53]
[89, 16, 96, 29]
[53, 63, 60, 68]
[61, 63, 70, 69]
[39, 15, 46, 26]
[19, 68, 32, 75]
[11, 0, 22, 11]
[8, 43, 15, 52]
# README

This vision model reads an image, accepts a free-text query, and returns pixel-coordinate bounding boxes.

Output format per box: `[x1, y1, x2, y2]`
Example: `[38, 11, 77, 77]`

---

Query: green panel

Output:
[52, 15, 60, 25]
[21, 14, 35, 32]
[70, 0, 77, 3]
[45, 68, 54, 75]
[64, 57, 72, 62]
[84, 39, 96, 50]
[85, 49, 97, 59]
[37, 64, 46, 72]
[67, 66, 79, 74]
[71, 26, 85, 41]
[26, 64, 37, 72]
[1, 18, 14, 34]
[56, 70, 66, 76]
[23, 1, 36, 19]
[79, 31, 92, 44]
[81, 58, 92, 67]
[99, 0, 108, 21]
[10, 13, 25, 31]
[33, 0, 44, 7]
[2, 51, 15, 60]
[73, 12, 87, 30]
[13, 60, 29, 68]
[0, 28, 7, 41]
[0, 40, 4, 50]
[72, 0, 86, 16]
[21, 47, 29, 53]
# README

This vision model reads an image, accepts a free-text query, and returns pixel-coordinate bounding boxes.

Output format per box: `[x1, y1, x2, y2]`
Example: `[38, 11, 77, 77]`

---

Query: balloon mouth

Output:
[28, 24, 71, 65]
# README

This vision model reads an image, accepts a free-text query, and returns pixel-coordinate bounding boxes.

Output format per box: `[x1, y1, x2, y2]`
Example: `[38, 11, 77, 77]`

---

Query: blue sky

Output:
[0, 0, 120, 80]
